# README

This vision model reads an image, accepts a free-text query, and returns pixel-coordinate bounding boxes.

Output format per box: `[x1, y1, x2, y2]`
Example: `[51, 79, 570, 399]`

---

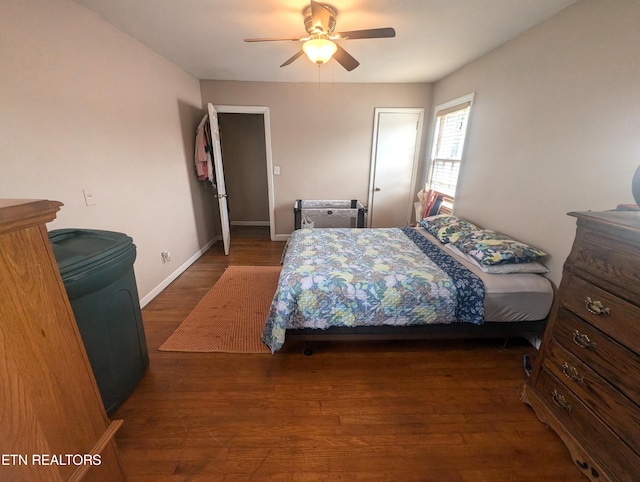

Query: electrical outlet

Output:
[161, 251, 171, 263]
[82, 188, 96, 206]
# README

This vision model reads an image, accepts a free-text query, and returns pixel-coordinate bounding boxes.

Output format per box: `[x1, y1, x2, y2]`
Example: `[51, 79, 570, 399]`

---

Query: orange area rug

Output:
[158, 266, 280, 353]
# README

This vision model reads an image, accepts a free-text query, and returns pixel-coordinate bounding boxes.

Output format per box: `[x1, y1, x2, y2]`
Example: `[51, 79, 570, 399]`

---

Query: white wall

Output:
[200, 81, 433, 235]
[0, 0, 217, 303]
[431, 0, 640, 287]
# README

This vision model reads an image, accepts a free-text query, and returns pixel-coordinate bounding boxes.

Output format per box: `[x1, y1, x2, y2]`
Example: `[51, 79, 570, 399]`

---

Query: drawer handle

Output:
[551, 390, 572, 412]
[562, 362, 584, 383]
[585, 297, 611, 316]
[573, 330, 597, 350]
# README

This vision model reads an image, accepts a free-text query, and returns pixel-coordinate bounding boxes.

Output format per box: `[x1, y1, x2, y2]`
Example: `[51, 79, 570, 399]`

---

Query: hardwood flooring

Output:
[113, 227, 584, 481]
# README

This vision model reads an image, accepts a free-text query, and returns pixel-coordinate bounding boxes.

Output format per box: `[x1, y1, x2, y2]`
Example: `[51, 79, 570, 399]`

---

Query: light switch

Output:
[274, 166, 281, 175]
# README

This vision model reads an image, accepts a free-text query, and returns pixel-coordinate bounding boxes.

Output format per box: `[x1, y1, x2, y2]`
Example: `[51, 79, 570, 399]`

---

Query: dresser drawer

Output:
[544, 338, 640, 455]
[571, 227, 640, 295]
[535, 368, 640, 481]
[553, 309, 640, 407]
[562, 273, 640, 353]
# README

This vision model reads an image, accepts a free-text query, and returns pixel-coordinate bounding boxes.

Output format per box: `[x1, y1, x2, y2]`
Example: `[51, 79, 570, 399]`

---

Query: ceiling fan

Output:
[244, 1, 396, 71]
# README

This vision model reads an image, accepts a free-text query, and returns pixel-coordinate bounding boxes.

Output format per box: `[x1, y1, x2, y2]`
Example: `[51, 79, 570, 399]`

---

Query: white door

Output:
[368, 108, 424, 228]
[207, 103, 231, 255]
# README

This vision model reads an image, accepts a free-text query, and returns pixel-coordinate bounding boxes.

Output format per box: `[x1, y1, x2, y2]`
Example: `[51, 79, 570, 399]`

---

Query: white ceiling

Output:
[71, 0, 577, 83]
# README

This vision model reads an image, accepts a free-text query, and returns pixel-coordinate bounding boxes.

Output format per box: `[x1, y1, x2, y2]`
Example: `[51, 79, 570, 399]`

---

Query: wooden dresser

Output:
[520, 210, 640, 481]
[0, 200, 127, 481]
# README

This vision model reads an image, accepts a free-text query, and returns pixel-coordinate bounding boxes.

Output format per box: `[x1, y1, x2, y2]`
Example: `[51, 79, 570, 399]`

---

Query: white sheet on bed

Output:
[415, 227, 554, 322]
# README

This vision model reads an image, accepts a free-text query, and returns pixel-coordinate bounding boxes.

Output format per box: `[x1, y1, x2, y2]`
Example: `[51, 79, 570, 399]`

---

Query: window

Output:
[427, 94, 474, 199]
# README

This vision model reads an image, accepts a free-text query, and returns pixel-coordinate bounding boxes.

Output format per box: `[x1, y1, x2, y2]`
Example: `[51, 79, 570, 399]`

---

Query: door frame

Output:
[213, 105, 276, 241]
[367, 107, 425, 227]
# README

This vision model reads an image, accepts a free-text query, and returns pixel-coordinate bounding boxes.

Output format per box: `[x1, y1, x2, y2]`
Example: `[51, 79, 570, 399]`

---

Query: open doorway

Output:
[218, 113, 269, 227]
[212, 105, 275, 244]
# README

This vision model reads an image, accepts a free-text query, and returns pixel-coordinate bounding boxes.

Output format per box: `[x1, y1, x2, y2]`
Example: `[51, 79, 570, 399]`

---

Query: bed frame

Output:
[286, 319, 547, 355]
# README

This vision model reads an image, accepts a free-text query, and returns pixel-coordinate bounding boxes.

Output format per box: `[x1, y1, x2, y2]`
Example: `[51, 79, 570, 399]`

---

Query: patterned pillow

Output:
[444, 243, 549, 274]
[452, 229, 547, 265]
[419, 215, 479, 244]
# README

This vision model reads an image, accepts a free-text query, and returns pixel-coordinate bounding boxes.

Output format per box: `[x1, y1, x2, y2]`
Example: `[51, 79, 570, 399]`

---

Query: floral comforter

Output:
[261, 227, 485, 353]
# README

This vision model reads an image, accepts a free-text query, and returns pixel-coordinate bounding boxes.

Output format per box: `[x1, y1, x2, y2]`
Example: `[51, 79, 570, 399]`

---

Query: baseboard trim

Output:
[139, 236, 220, 308]
[230, 221, 270, 226]
[526, 335, 542, 350]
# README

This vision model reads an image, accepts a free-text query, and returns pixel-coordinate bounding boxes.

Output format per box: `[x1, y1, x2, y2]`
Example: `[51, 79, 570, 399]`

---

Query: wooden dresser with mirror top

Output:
[0, 199, 127, 482]
[520, 210, 640, 481]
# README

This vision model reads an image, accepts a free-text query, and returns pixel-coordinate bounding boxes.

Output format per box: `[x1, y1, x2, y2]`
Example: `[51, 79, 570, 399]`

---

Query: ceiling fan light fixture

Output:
[245, 1, 395, 72]
[302, 38, 337, 65]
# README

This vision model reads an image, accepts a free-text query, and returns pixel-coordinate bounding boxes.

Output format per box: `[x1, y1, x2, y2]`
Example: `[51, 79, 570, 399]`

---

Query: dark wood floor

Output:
[113, 226, 584, 481]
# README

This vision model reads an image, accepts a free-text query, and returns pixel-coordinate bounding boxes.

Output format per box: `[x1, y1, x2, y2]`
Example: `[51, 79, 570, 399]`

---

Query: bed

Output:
[262, 215, 554, 354]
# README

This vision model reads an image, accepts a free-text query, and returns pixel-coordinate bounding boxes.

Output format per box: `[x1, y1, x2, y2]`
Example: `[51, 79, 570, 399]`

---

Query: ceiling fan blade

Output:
[245, 37, 302, 42]
[333, 44, 359, 71]
[280, 50, 305, 67]
[336, 27, 396, 40]
[310, 0, 332, 33]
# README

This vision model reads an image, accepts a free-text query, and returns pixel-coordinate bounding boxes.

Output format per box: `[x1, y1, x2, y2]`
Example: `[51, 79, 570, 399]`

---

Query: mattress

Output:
[414, 227, 553, 322]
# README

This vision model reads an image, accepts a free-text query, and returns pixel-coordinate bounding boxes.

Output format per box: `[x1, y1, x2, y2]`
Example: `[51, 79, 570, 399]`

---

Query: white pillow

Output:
[444, 243, 549, 274]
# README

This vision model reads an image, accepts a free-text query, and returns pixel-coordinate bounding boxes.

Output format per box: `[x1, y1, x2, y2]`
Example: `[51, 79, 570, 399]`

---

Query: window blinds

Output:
[427, 101, 471, 197]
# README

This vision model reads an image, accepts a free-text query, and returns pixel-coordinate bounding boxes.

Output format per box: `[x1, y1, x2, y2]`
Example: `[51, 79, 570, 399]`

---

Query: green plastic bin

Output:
[48, 228, 149, 415]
